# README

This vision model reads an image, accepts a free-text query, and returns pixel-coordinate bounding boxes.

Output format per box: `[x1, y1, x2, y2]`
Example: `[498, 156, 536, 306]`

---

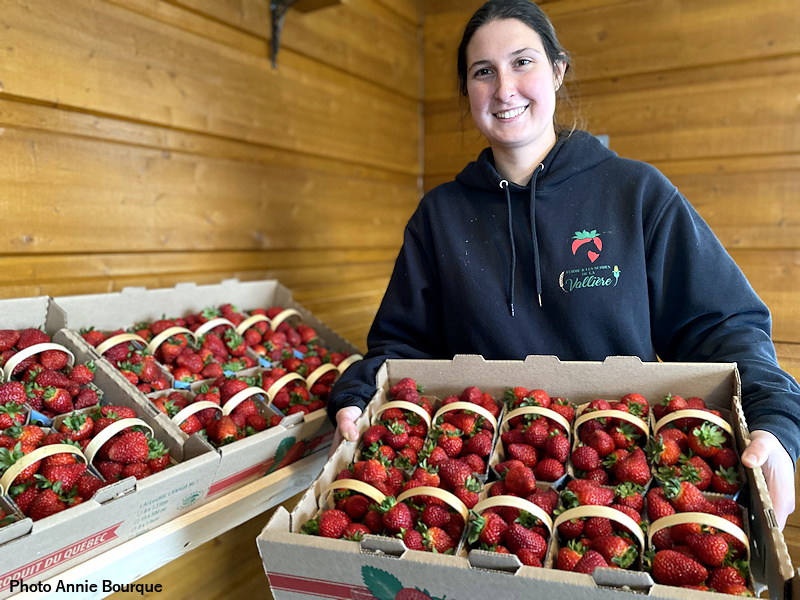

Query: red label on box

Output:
[208, 458, 275, 496]
[266, 572, 372, 599]
[0, 523, 123, 590]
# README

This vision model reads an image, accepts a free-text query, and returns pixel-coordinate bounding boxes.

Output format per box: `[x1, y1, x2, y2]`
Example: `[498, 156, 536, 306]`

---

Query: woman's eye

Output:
[473, 68, 492, 77]
[516, 58, 532, 67]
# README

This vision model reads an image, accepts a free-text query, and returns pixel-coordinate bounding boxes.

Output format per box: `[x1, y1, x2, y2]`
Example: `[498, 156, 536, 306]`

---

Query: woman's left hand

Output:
[740, 429, 796, 530]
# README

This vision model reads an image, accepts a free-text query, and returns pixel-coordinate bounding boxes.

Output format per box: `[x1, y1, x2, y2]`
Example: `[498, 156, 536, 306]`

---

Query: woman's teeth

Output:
[495, 106, 527, 119]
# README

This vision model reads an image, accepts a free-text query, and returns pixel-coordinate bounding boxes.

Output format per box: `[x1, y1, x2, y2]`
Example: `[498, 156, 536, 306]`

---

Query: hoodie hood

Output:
[455, 130, 616, 191]
[454, 131, 616, 315]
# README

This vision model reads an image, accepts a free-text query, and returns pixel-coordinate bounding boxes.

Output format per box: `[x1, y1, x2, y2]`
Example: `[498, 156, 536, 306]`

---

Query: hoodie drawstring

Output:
[500, 179, 515, 316]
[530, 163, 544, 308]
[501, 163, 545, 317]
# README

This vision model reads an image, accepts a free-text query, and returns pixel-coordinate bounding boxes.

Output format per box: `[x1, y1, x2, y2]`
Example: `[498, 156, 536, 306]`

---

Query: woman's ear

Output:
[554, 59, 567, 91]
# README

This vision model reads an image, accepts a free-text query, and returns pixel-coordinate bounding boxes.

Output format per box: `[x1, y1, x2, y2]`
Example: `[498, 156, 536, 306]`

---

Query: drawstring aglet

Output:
[509, 303, 515, 317]
[538, 294, 542, 308]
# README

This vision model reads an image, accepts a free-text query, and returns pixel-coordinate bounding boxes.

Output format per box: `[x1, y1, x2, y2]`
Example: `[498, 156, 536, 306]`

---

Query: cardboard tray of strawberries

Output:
[0, 297, 219, 598]
[51, 279, 362, 499]
[258, 354, 795, 600]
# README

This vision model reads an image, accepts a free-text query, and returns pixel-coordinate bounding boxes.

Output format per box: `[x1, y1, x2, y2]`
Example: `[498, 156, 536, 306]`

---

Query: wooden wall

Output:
[424, 0, 800, 566]
[0, 0, 422, 349]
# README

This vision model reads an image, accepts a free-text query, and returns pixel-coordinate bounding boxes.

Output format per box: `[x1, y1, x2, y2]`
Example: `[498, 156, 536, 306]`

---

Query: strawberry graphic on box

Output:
[571, 230, 602, 263]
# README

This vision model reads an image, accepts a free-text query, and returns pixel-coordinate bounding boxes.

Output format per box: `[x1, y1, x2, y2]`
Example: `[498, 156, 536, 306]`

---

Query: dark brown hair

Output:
[457, 0, 580, 133]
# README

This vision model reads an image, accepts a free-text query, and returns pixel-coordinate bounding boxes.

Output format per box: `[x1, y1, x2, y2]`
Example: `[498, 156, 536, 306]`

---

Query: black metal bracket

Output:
[270, 0, 299, 68]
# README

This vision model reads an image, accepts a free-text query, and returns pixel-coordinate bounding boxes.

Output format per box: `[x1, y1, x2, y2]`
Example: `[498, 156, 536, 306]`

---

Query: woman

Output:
[328, 0, 797, 528]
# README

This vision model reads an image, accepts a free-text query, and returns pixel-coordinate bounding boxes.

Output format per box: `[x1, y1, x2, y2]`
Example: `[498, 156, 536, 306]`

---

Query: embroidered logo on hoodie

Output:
[560, 229, 620, 293]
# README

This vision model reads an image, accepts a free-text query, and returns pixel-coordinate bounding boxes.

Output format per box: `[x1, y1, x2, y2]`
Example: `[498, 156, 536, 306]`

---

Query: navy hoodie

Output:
[329, 130, 800, 460]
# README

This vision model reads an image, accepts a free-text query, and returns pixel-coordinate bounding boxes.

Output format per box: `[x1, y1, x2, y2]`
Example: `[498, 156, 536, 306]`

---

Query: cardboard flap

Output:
[0, 516, 33, 546]
[592, 567, 654, 589]
[468, 549, 521, 573]
[360, 535, 407, 558]
[263, 505, 291, 533]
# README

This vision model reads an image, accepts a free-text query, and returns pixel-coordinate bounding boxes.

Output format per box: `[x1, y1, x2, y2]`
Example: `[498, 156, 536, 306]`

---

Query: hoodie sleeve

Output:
[646, 190, 800, 461]
[327, 214, 447, 423]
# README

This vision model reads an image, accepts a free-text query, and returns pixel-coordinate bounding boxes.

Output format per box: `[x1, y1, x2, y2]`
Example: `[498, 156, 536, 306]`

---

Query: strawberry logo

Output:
[361, 566, 444, 600]
[572, 230, 602, 262]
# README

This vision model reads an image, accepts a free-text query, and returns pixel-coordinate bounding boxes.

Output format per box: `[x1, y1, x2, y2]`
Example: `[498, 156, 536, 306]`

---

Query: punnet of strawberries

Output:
[420, 385, 501, 483]
[258, 366, 327, 417]
[646, 394, 743, 496]
[466, 476, 559, 568]
[0, 415, 130, 521]
[358, 380, 433, 472]
[551, 479, 646, 574]
[570, 394, 651, 487]
[151, 386, 279, 445]
[0, 328, 101, 419]
[498, 388, 575, 483]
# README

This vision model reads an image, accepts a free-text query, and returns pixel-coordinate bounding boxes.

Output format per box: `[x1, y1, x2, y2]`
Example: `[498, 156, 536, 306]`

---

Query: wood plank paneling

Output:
[2, 0, 420, 174]
[0, 127, 418, 253]
[161, 0, 420, 98]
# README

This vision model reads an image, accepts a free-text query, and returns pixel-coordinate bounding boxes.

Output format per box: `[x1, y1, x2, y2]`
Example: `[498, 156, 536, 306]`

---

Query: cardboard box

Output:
[258, 355, 796, 600]
[0, 315, 218, 597]
[51, 279, 357, 497]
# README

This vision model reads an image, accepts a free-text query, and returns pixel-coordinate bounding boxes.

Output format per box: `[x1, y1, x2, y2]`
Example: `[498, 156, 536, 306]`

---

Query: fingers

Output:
[328, 406, 364, 458]
[740, 437, 769, 469]
[336, 406, 363, 443]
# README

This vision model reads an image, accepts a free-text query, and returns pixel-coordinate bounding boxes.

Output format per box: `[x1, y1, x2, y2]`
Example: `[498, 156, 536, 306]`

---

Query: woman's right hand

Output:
[328, 405, 363, 457]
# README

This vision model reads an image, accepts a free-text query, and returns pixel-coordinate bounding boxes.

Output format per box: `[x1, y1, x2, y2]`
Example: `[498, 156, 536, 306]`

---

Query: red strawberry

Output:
[662, 479, 716, 514]
[535, 457, 565, 482]
[42, 388, 73, 414]
[468, 511, 508, 547]
[16, 328, 50, 350]
[0, 330, 20, 351]
[437, 458, 473, 490]
[591, 535, 637, 568]
[707, 565, 748, 592]
[381, 499, 414, 534]
[687, 422, 726, 458]
[317, 509, 351, 539]
[503, 465, 537, 496]
[422, 526, 455, 553]
[545, 433, 570, 463]
[40, 349, 69, 371]
[0, 381, 28, 405]
[506, 443, 538, 468]
[651, 550, 708, 586]
[27, 488, 67, 521]
[572, 549, 609, 574]
[557, 540, 585, 571]
[710, 466, 741, 495]
[503, 523, 547, 559]
[686, 533, 728, 567]
[106, 431, 149, 464]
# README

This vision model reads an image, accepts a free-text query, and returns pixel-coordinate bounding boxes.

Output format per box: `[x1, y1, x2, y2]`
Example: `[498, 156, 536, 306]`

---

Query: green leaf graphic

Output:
[266, 437, 296, 475]
[361, 566, 403, 600]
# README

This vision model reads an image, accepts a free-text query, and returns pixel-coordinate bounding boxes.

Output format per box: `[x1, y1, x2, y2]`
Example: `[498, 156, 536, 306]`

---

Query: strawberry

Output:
[687, 422, 726, 458]
[422, 526, 455, 554]
[651, 549, 708, 586]
[39, 462, 87, 491]
[503, 523, 547, 558]
[106, 431, 149, 464]
[585, 429, 615, 457]
[535, 457, 565, 481]
[646, 434, 681, 467]
[0, 381, 27, 405]
[591, 535, 637, 568]
[662, 479, 716, 514]
[571, 445, 601, 471]
[504, 465, 537, 496]
[96, 460, 125, 481]
[76, 473, 105, 498]
[522, 419, 549, 448]
[572, 549, 608, 574]
[0, 330, 20, 351]
[58, 412, 94, 441]
[146, 438, 170, 473]
[557, 540, 585, 571]
[0, 403, 26, 429]
[454, 477, 481, 509]
[646, 487, 677, 521]
[620, 393, 649, 418]
[40, 349, 69, 371]
[707, 564, 748, 593]
[122, 463, 152, 479]
[207, 415, 239, 445]
[506, 443, 538, 468]
[710, 466, 741, 495]
[686, 533, 728, 567]
[545, 432, 570, 463]
[27, 487, 67, 521]
[380, 498, 414, 534]
[550, 397, 575, 423]
[16, 328, 50, 350]
[437, 458, 473, 490]
[613, 449, 651, 486]
[465, 431, 493, 457]
[318, 509, 352, 539]
[468, 511, 508, 547]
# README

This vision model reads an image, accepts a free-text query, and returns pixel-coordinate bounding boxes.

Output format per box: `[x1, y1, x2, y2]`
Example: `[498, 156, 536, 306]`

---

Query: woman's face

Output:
[465, 19, 563, 157]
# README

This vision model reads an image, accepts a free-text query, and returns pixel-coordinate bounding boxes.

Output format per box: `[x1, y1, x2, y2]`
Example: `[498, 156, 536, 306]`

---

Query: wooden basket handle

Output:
[96, 333, 148, 356]
[552, 505, 645, 549]
[84, 418, 154, 464]
[265, 372, 306, 403]
[3, 343, 75, 381]
[193, 318, 237, 339]
[433, 401, 498, 432]
[304, 363, 340, 389]
[269, 309, 302, 330]
[0, 444, 86, 490]
[396, 486, 469, 523]
[222, 387, 268, 416]
[575, 409, 649, 437]
[172, 401, 223, 426]
[503, 405, 571, 436]
[319, 478, 387, 510]
[147, 327, 196, 355]
[472, 494, 553, 534]
[373, 400, 432, 429]
[647, 512, 749, 560]
[653, 409, 733, 437]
